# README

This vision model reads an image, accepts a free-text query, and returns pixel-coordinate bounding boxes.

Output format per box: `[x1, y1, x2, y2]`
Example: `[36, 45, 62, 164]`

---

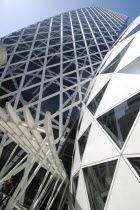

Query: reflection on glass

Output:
[77, 116, 83, 131]
[98, 93, 140, 149]
[103, 55, 120, 73]
[72, 173, 79, 206]
[125, 24, 140, 40]
[87, 82, 109, 115]
[78, 125, 91, 159]
[128, 157, 140, 176]
[102, 39, 133, 74]
[83, 160, 117, 210]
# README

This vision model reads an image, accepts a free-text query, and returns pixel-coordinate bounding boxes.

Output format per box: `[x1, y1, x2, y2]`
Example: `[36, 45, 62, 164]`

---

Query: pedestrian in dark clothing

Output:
[0, 177, 13, 204]
[0, 176, 17, 209]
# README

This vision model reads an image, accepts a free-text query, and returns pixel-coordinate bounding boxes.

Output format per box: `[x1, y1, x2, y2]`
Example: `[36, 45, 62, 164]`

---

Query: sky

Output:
[0, 0, 139, 38]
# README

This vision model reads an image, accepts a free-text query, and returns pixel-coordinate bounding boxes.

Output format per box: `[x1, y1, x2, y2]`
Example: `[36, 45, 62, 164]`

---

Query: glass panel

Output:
[78, 125, 91, 159]
[128, 157, 140, 176]
[125, 24, 140, 40]
[102, 55, 120, 73]
[21, 85, 40, 103]
[119, 57, 140, 75]
[83, 160, 117, 210]
[41, 94, 60, 115]
[42, 79, 60, 98]
[77, 115, 83, 131]
[102, 39, 133, 74]
[59, 116, 80, 177]
[87, 82, 109, 115]
[72, 173, 79, 206]
[98, 93, 140, 149]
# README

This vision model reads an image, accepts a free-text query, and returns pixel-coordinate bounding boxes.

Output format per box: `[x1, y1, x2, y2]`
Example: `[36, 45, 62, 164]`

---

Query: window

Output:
[83, 160, 117, 210]
[102, 39, 133, 73]
[78, 125, 91, 159]
[128, 157, 140, 176]
[72, 173, 79, 206]
[98, 93, 140, 149]
[87, 82, 109, 115]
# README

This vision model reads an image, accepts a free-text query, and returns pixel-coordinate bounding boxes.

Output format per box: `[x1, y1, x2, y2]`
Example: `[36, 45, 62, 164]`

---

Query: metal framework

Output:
[0, 41, 7, 67]
[71, 16, 140, 210]
[0, 103, 68, 210]
[0, 7, 128, 152]
[0, 7, 129, 209]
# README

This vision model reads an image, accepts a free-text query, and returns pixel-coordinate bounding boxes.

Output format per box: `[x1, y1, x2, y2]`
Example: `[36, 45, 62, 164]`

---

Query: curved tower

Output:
[0, 7, 129, 209]
[0, 7, 128, 150]
[71, 16, 140, 210]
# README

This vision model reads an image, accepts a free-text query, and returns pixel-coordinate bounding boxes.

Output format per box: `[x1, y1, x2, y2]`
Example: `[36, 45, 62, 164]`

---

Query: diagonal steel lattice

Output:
[0, 103, 68, 210]
[0, 7, 128, 151]
[0, 7, 129, 209]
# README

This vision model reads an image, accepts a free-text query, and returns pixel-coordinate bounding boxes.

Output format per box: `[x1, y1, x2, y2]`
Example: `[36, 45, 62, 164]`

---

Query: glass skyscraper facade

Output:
[0, 7, 128, 150]
[0, 7, 129, 209]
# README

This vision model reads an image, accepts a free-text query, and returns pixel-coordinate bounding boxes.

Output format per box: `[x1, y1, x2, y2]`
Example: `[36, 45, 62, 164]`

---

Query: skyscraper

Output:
[0, 7, 128, 209]
[0, 7, 128, 150]
[71, 15, 140, 210]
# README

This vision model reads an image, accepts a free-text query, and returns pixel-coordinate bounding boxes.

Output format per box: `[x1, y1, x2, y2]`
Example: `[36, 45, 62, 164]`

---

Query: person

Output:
[0, 176, 16, 208]
[0, 177, 13, 203]
[3, 176, 14, 193]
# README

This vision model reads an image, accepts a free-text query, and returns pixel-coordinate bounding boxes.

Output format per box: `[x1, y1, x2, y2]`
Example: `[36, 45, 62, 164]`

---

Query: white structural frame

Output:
[71, 16, 140, 210]
[0, 8, 128, 154]
[0, 103, 68, 210]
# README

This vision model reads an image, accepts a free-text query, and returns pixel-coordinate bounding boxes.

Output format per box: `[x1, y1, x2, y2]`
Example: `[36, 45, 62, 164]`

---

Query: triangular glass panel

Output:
[128, 157, 140, 176]
[21, 85, 40, 104]
[119, 57, 140, 74]
[78, 124, 91, 159]
[102, 39, 134, 74]
[87, 81, 109, 116]
[1, 77, 22, 92]
[63, 89, 75, 108]
[77, 115, 83, 131]
[59, 116, 80, 177]
[102, 54, 120, 73]
[83, 159, 117, 210]
[63, 72, 77, 88]
[41, 94, 60, 115]
[97, 92, 140, 149]
[5, 63, 26, 78]
[27, 58, 44, 72]
[43, 79, 60, 98]
[124, 24, 140, 40]
[63, 105, 80, 129]
[79, 69, 91, 82]
[81, 80, 91, 100]
[72, 173, 79, 206]
[23, 70, 42, 87]
[45, 66, 60, 80]
[63, 61, 76, 74]
[0, 94, 17, 108]
[11, 51, 29, 64]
